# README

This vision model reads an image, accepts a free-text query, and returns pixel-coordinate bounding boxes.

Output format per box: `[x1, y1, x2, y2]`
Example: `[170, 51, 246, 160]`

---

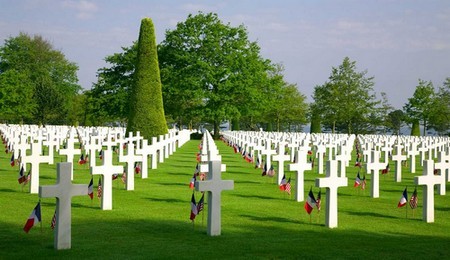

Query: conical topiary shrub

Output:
[126, 18, 168, 139]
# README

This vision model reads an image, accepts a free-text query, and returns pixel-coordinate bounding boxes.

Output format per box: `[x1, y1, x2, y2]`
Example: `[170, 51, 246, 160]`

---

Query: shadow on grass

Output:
[0, 188, 18, 193]
[342, 210, 401, 219]
[145, 197, 186, 204]
[239, 213, 302, 225]
[436, 206, 450, 212]
[232, 194, 285, 201]
[1, 207, 450, 259]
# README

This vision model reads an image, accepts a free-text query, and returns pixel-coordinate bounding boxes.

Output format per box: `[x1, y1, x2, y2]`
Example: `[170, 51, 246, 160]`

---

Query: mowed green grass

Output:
[0, 139, 449, 259]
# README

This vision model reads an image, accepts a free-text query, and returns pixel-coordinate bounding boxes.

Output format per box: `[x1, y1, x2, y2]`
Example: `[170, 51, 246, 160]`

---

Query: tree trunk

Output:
[332, 121, 336, 134]
[213, 119, 220, 139]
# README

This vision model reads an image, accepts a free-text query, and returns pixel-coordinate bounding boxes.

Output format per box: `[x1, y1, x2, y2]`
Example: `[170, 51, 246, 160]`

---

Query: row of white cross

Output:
[0, 124, 192, 249]
[194, 130, 234, 236]
[221, 131, 450, 227]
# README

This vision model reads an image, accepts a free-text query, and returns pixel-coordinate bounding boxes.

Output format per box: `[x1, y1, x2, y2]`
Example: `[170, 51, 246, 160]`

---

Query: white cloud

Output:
[61, 0, 98, 20]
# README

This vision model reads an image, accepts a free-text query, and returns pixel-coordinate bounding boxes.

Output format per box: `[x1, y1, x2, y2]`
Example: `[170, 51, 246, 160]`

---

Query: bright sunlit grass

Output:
[0, 139, 449, 259]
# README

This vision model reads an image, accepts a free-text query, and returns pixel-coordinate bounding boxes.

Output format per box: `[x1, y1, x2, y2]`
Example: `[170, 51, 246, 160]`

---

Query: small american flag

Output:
[97, 178, 102, 199]
[409, 187, 418, 209]
[50, 210, 57, 229]
[361, 175, 366, 190]
[121, 171, 127, 184]
[316, 189, 322, 212]
[285, 178, 291, 195]
[197, 192, 205, 213]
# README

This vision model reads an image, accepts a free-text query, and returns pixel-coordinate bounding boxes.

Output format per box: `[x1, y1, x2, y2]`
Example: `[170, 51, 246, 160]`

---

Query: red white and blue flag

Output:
[88, 177, 94, 199]
[279, 175, 287, 191]
[316, 189, 322, 212]
[190, 193, 198, 221]
[197, 192, 205, 214]
[189, 173, 196, 190]
[10, 153, 15, 167]
[409, 187, 418, 209]
[285, 178, 291, 195]
[97, 178, 102, 199]
[398, 188, 408, 208]
[50, 209, 57, 230]
[23, 202, 41, 233]
[134, 162, 141, 174]
[304, 188, 316, 214]
[78, 154, 86, 165]
[18, 165, 26, 184]
[354, 172, 361, 187]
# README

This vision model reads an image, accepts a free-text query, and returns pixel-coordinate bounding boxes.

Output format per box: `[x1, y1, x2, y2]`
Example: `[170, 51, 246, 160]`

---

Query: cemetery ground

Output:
[1, 139, 450, 259]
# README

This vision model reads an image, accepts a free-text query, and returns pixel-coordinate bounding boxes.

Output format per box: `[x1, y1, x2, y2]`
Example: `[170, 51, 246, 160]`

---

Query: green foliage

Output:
[89, 44, 138, 125]
[259, 65, 308, 132]
[126, 18, 168, 139]
[387, 109, 404, 135]
[309, 105, 322, 133]
[0, 33, 80, 124]
[403, 79, 435, 136]
[411, 120, 421, 136]
[428, 78, 450, 134]
[0, 70, 35, 123]
[158, 12, 274, 137]
[313, 57, 377, 134]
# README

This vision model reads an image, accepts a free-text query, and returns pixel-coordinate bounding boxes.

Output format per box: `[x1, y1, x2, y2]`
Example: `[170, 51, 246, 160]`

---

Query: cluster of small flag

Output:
[304, 188, 321, 215]
[398, 187, 418, 209]
[23, 202, 58, 233]
[354, 172, 367, 190]
[261, 163, 275, 177]
[189, 192, 205, 221]
[279, 175, 291, 195]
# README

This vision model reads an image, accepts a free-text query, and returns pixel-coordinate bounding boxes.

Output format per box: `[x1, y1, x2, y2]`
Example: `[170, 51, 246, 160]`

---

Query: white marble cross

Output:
[315, 160, 347, 228]
[415, 160, 446, 223]
[288, 146, 312, 202]
[90, 149, 123, 210]
[391, 143, 406, 182]
[408, 142, 418, 173]
[119, 142, 142, 191]
[39, 162, 87, 250]
[315, 144, 326, 174]
[260, 140, 276, 175]
[135, 139, 153, 179]
[272, 142, 290, 185]
[365, 150, 385, 198]
[195, 160, 234, 236]
[434, 151, 450, 195]
[59, 133, 81, 180]
[23, 141, 52, 194]
[84, 135, 102, 168]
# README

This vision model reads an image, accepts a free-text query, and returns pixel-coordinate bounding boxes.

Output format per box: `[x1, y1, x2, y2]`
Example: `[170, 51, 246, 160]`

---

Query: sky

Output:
[1, 0, 449, 109]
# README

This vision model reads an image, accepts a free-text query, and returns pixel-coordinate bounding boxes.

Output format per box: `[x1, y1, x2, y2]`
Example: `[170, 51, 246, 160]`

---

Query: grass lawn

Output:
[0, 138, 449, 259]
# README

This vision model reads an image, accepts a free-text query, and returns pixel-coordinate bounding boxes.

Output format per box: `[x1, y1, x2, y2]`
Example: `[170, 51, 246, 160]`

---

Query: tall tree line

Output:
[1, 14, 449, 136]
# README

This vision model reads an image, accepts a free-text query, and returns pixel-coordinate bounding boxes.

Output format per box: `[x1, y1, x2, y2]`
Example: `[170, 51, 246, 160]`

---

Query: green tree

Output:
[0, 33, 80, 124]
[387, 109, 404, 135]
[0, 70, 35, 123]
[261, 65, 307, 132]
[126, 18, 168, 139]
[429, 78, 450, 134]
[90, 44, 137, 125]
[403, 79, 435, 136]
[309, 104, 322, 133]
[158, 12, 270, 138]
[313, 57, 377, 134]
